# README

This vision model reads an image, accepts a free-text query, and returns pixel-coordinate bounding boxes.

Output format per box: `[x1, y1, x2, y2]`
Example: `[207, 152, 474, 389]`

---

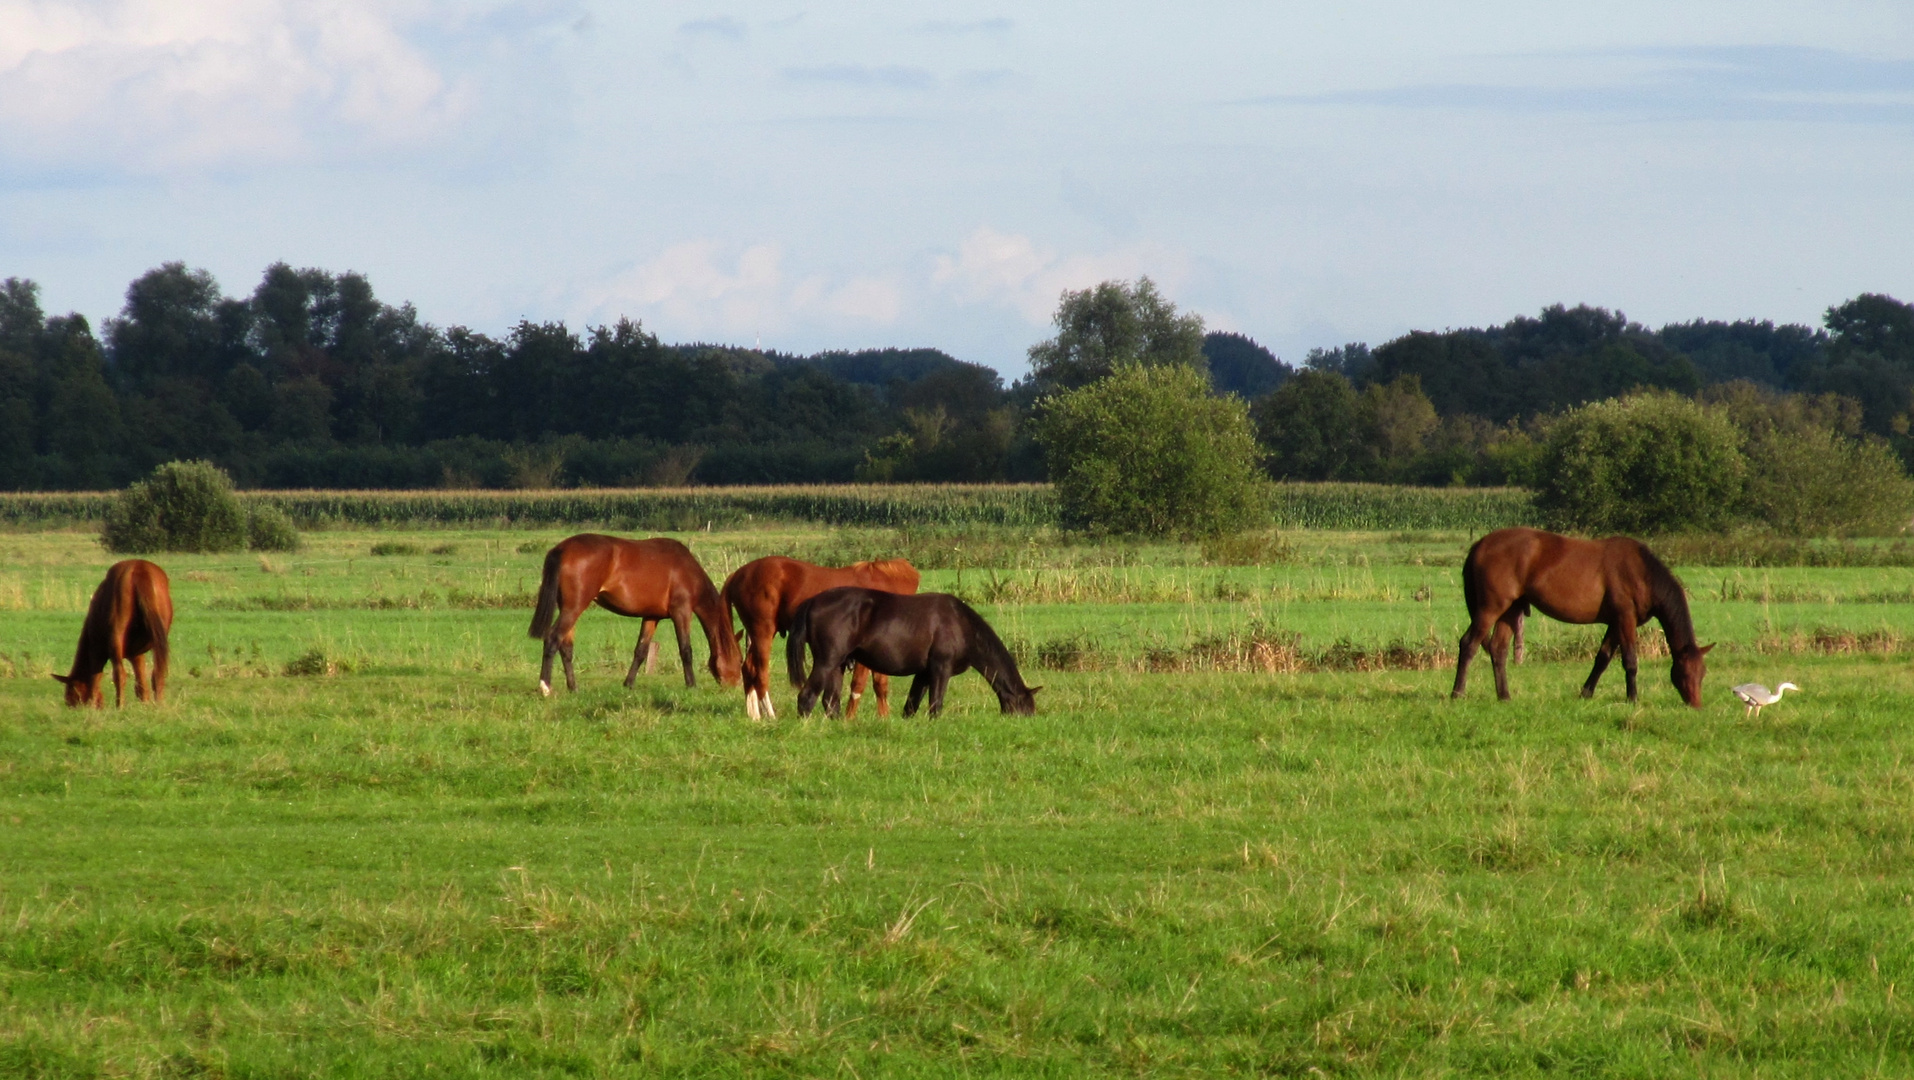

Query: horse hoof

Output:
[539, 681, 552, 698]
[745, 692, 760, 720]
[762, 693, 777, 720]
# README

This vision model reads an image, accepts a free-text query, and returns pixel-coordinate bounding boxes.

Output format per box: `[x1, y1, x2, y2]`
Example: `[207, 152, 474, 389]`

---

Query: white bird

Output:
[1731, 681, 1798, 718]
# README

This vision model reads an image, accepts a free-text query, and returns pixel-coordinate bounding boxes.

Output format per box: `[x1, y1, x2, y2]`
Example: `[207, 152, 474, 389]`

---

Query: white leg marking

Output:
[745, 691, 760, 720]
[762, 692, 776, 720]
[539, 680, 552, 698]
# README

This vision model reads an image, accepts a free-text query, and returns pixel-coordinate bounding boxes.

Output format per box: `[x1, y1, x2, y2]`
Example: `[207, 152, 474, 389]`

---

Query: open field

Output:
[6, 525, 1914, 1075]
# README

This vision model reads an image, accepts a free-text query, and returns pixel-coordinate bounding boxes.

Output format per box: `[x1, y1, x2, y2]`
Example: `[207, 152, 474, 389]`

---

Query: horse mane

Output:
[1637, 544, 1697, 652]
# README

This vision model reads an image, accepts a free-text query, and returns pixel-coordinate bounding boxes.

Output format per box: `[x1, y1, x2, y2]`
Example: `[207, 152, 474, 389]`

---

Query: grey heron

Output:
[1731, 681, 1798, 718]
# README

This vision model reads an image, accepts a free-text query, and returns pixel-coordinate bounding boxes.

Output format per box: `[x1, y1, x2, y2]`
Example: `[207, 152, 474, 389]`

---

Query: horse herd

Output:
[49, 526, 1714, 714]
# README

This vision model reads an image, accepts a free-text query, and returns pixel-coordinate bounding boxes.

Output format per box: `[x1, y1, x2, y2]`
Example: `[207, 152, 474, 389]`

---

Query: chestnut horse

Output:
[786, 587, 1038, 718]
[1452, 527, 1711, 706]
[722, 555, 920, 720]
[55, 559, 172, 708]
[528, 534, 742, 696]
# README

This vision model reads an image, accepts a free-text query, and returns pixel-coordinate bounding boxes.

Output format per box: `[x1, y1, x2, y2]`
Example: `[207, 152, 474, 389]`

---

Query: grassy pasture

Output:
[4, 525, 1914, 1076]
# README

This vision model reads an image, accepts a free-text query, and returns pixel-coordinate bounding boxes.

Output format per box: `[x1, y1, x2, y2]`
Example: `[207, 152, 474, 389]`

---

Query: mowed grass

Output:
[4, 527, 1914, 1075]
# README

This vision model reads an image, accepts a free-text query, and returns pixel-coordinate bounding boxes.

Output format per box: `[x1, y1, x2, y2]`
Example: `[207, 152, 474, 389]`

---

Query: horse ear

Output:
[50, 674, 70, 685]
[1698, 644, 1715, 656]
[1028, 686, 1042, 695]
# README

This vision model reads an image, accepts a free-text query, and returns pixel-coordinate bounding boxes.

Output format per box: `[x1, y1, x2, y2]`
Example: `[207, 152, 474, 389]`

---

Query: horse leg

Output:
[845, 664, 871, 719]
[671, 610, 697, 688]
[110, 656, 126, 709]
[1488, 620, 1515, 701]
[131, 654, 149, 702]
[1581, 626, 1620, 699]
[902, 673, 929, 718]
[1512, 607, 1526, 664]
[624, 620, 660, 688]
[1451, 613, 1499, 699]
[746, 617, 776, 718]
[1618, 622, 1641, 703]
[926, 662, 954, 717]
[873, 673, 891, 718]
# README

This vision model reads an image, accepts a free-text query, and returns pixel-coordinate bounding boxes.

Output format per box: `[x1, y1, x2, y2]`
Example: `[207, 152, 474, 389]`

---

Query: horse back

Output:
[555, 534, 716, 616]
[1466, 527, 1652, 624]
[730, 556, 920, 630]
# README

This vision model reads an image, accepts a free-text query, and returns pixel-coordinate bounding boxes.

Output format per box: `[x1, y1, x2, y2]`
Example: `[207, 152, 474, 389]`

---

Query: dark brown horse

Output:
[527, 534, 742, 695]
[1452, 527, 1711, 706]
[786, 587, 1038, 717]
[55, 559, 173, 708]
[722, 555, 920, 720]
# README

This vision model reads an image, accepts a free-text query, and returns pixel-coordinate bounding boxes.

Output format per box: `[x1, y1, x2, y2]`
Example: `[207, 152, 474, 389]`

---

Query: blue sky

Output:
[2, 1, 1910, 376]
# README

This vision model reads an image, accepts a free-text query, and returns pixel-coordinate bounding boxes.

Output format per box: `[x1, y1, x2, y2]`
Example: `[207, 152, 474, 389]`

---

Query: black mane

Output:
[1639, 545, 1697, 652]
[954, 598, 1029, 696]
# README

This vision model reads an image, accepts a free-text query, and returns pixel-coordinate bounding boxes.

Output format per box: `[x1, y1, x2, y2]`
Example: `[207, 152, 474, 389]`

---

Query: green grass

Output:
[4, 526, 1914, 1075]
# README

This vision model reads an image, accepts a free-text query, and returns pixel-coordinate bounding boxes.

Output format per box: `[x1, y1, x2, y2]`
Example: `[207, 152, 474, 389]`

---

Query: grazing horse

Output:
[1452, 527, 1711, 706]
[55, 559, 172, 708]
[786, 587, 1038, 717]
[722, 555, 920, 720]
[527, 534, 742, 696]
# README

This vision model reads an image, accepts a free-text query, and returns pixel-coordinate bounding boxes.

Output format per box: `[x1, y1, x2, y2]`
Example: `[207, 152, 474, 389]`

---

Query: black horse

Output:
[786, 588, 1039, 717]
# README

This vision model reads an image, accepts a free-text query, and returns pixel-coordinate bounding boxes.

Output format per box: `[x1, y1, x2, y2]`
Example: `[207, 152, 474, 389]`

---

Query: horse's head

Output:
[1671, 643, 1712, 708]
[999, 684, 1040, 715]
[51, 673, 101, 708]
[709, 629, 744, 688]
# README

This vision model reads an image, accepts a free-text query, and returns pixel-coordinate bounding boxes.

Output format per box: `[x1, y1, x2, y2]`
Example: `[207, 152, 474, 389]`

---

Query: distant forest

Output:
[2, 261, 1910, 490]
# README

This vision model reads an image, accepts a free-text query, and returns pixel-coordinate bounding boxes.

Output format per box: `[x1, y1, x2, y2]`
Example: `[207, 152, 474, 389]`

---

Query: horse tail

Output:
[1459, 537, 1486, 616]
[140, 580, 169, 659]
[786, 601, 812, 689]
[528, 546, 564, 640]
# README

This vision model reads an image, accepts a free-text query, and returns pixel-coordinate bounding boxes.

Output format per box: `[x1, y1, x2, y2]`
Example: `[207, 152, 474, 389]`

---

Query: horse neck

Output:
[691, 583, 738, 658]
[66, 632, 107, 681]
[1647, 564, 1699, 653]
[962, 611, 1026, 699]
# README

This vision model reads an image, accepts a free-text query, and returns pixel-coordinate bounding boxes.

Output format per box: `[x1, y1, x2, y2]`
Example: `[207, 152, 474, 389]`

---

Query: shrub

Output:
[246, 504, 302, 551]
[1536, 391, 1745, 535]
[101, 460, 248, 553]
[1037, 362, 1269, 537]
[1742, 427, 1914, 536]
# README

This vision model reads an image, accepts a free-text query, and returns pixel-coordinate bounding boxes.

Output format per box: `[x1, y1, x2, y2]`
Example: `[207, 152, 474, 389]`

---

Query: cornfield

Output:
[1268, 483, 1539, 531]
[0, 482, 1540, 532]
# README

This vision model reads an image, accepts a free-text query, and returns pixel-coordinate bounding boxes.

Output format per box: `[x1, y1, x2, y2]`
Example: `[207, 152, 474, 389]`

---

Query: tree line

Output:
[2, 260, 1910, 492]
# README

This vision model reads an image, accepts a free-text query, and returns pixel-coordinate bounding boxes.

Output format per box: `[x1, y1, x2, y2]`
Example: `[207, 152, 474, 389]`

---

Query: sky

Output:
[2, 1, 1911, 377]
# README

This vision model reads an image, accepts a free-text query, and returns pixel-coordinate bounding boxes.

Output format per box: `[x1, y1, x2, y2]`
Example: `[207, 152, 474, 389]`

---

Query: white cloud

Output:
[931, 227, 1187, 323]
[581, 240, 905, 339]
[0, 0, 471, 173]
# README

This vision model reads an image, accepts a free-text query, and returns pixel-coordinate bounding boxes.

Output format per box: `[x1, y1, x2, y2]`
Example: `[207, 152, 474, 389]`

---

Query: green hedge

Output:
[0, 482, 1540, 533]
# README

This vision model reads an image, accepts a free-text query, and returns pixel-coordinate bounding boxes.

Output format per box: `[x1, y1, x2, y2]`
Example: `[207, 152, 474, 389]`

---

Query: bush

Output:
[1742, 427, 1914, 536]
[101, 460, 248, 553]
[1037, 362, 1269, 537]
[246, 504, 302, 551]
[1536, 391, 1745, 535]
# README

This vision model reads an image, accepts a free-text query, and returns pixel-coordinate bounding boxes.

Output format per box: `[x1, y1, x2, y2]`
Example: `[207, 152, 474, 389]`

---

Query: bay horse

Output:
[786, 587, 1038, 718]
[527, 534, 742, 696]
[1452, 527, 1711, 706]
[722, 555, 920, 720]
[55, 559, 172, 708]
